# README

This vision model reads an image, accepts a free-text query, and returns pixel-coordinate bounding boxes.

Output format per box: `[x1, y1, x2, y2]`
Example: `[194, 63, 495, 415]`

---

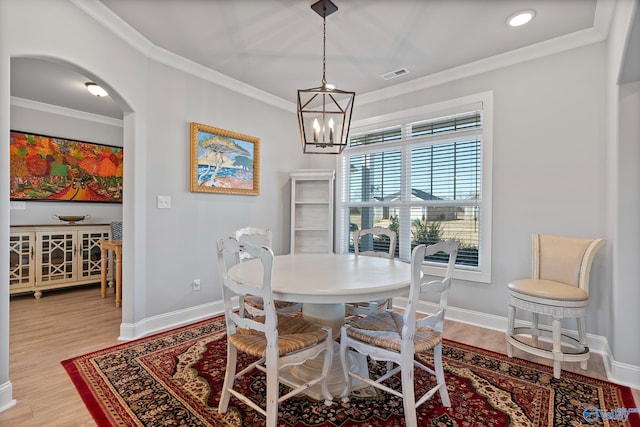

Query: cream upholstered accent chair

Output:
[506, 234, 604, 379]
[217, 237, 334, 427]
[234, 227, 301, 317]
[345, 227, 397, 317]
[340, 240, 458, 426]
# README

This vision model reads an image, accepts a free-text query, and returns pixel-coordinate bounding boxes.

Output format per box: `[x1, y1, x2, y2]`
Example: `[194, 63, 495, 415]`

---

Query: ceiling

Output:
[9, 0, 639, 120]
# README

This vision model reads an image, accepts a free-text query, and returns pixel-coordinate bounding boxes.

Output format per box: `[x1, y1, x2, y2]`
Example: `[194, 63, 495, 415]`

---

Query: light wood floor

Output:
[0, 285, 638, 426]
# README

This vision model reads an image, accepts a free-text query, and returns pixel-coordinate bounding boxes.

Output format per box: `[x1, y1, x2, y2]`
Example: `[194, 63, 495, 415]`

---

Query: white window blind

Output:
[338, 96, 492, 282]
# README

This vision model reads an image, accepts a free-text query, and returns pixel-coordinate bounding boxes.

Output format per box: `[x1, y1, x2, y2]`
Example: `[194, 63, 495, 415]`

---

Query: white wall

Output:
[606, 0, 640, 375]
[1, 0, 309, 320]
[616, 81, 640, 366]
[9, 102, 124, 226]
[0, 0, 13, 412]
[0, 0, 311, 410]
[1, 1, 639, 413]
[353, 42, 610, 335]
[140, 61, 307, 317]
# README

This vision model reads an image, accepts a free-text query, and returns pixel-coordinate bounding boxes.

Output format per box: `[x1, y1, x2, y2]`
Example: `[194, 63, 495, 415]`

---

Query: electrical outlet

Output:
[192, 279, 201, 291]
[157, 195, 171, 209]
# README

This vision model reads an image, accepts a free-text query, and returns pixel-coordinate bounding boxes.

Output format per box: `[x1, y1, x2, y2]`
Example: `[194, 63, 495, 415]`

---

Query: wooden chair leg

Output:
[552, 316, 562, 379]
[578, 316, 589, 370]
[506, 304, 515, 357]
[219, 345, 237, 413]
[434, 343, 451, 407]
[401, 361, 417, 427]
[265, 349, 279, 427]
[339, 329, 352, 400]
[531, 312, 540, 347]
[320, 341, 334, 405]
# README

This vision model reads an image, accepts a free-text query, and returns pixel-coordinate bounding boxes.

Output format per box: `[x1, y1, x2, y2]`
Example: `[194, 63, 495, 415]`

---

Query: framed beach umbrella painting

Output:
[190, 122, 260, 196]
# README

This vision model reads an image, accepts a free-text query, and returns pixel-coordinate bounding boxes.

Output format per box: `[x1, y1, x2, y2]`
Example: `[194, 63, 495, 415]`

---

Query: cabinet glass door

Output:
[9, 232, 34, 289]
[37, 231, 75, 284]
[80, 229, 110, 279]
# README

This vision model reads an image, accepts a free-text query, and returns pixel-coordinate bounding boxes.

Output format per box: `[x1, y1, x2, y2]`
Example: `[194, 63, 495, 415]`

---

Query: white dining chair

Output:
[345, 227, 397, 317]
[217, 237, 334, 427]
[340, 240, 458, 426]
[234, 226, 301, 317]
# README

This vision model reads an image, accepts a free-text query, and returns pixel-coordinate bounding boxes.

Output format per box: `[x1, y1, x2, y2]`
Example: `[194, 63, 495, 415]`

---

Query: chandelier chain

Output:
[322, 15, 327, 86]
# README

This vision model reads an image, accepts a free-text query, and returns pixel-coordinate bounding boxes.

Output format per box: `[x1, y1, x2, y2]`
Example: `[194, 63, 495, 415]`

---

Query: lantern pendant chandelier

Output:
[297, 0, 355, 154]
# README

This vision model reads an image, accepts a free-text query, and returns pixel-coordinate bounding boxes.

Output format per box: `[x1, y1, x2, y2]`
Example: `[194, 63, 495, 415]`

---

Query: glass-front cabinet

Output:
[9, 224, 110, 298]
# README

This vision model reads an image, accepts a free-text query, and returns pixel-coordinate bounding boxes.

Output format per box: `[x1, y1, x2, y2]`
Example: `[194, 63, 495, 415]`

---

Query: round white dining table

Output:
[227, 252, 412, 399]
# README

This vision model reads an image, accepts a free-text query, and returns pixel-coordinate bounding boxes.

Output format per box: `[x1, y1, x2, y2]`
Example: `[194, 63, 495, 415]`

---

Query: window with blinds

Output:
[340, 105, 489, 277]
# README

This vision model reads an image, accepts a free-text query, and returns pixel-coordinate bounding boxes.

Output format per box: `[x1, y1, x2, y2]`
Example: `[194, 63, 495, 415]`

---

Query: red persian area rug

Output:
[62, 315, 639, 426]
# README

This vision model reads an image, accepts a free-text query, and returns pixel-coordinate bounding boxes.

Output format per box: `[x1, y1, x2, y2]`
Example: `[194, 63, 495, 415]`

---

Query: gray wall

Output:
[353, 42, 609, 334]
[141, 61, 306, 316]
[1, 1, 638, 411]
[616, 80, 640, 366]
[0, 0, 312, 408]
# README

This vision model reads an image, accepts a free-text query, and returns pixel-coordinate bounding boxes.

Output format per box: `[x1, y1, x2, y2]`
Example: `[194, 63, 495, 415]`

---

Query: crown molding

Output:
[357, 27, 606, 106]
[593, 0, 616, 38]
[70, 0, 294, 113]
[71, 0, 613, 112]
[146, 44, 293, 112]
[11, 96, 123, 127]
[358, 1, 613, 106]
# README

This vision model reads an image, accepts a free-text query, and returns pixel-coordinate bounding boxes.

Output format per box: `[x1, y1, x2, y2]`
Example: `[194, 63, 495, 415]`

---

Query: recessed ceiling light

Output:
[507, 10, 535, 27]
[85, 82, 108, 97]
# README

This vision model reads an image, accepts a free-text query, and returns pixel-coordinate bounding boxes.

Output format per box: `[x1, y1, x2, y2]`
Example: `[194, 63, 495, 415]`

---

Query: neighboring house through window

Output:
[337, 92, 493, 282]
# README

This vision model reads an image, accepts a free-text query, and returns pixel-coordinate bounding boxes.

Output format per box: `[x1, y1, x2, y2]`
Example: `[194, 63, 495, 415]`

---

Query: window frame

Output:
[335, 92, 493, 283]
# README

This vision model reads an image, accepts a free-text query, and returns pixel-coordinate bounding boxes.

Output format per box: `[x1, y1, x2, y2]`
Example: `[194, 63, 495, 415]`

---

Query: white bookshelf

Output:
[290, 169, 335, 253]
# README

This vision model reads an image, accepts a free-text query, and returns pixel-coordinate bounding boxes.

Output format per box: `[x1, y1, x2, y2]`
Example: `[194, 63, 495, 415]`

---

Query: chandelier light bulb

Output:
[313, 118, 320, 142]
[328, 118, 334, 143]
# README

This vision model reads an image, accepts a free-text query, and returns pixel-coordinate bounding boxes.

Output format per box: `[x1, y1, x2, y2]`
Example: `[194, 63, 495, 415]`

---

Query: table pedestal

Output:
[280, 303, 369, 400]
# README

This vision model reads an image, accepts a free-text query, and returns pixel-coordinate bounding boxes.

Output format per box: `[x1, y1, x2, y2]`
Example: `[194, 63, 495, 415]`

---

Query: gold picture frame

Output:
[190, 122, 260, 195]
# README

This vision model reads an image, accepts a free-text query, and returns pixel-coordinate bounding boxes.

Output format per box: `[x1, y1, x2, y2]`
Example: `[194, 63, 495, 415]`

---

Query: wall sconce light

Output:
[85, 82, 108, 97]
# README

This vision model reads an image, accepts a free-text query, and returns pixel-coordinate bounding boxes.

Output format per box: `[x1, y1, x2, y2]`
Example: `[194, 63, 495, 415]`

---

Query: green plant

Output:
[388, 215, 399, 236]
[412, 216, 443, 245]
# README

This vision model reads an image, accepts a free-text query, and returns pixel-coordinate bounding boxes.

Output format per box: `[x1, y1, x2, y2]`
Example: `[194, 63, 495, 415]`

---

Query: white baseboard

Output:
[607, 354, 640, 391]
[0, 381, 16, 414]
[118, 297, 640, 390]
[392, 297, 640, 390]
[118, 300, 225, 340]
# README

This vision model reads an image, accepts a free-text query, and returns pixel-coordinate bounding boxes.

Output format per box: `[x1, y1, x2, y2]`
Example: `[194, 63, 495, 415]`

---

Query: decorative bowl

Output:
[52, 214, 91, 225]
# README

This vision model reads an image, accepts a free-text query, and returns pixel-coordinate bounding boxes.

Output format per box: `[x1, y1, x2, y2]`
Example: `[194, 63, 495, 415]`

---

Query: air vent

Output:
[381, 68, 410, 81]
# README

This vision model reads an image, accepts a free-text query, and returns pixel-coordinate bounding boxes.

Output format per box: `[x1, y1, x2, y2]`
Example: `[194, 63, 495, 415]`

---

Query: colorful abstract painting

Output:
[190, 122, 260, 196]
[9, 131, 123, 203]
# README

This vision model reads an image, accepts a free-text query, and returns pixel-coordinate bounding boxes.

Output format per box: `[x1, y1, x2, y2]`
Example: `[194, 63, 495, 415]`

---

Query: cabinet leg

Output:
[34, 291, 42, 299]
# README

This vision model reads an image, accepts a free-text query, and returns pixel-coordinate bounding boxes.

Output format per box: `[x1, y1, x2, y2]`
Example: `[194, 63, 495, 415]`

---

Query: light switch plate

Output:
[157, 195, 171, 209]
